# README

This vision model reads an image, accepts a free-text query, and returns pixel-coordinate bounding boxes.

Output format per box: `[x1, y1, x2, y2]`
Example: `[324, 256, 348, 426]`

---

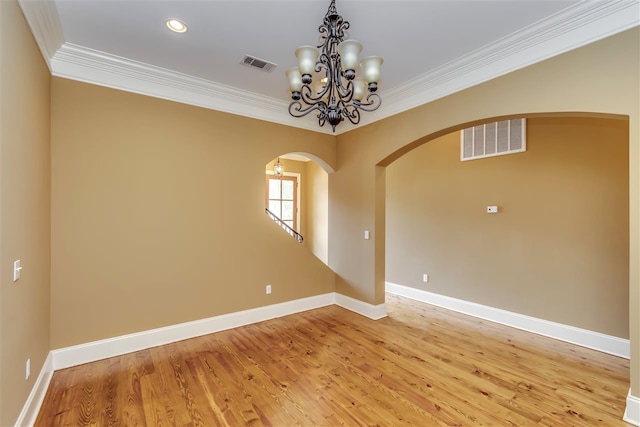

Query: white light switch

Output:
[364, 230, 370, 240]
[487, 206, 498, 214]
[13, 260, 22, 282]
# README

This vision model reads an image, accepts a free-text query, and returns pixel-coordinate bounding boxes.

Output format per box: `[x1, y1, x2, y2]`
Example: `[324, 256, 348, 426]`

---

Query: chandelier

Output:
[273, 157, 284, 178]
[286, 0, 383, 132]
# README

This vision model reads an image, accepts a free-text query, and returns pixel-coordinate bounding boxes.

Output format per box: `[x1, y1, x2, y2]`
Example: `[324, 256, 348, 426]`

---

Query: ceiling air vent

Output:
[241, 55, 277, 72]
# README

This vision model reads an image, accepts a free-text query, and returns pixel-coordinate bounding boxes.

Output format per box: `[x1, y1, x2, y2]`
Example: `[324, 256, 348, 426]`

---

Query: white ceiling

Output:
[18, 0, 640, 134]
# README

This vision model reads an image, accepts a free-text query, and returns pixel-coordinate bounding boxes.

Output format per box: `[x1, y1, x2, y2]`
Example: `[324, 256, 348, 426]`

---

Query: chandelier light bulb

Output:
[286, 67, 303, 96]
[360, 56, 383, 85]
[337, 40, 362, 75]
[352, 78, 365, 101]
[295, 46, 320, 77]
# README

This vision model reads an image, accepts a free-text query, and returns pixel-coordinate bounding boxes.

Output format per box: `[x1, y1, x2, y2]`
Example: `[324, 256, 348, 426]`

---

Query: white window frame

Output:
[266, 171, 301, 231]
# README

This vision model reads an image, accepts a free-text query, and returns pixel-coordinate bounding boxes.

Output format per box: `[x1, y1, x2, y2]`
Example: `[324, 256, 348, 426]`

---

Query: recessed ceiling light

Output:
[166, 19, 187, 33]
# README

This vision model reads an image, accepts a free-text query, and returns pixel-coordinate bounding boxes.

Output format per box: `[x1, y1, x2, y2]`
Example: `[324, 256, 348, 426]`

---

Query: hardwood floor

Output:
[35, 294, 630, 426]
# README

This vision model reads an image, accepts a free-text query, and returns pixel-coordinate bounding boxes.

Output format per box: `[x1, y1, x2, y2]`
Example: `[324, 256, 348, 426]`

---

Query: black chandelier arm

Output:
[317, 111, 328, 129]
[317, 52, 353, 103]
[315, 54, 329, 76]
[341, 102, 361, 125]
[353, 92, 382, 112]
[288, 100, 325, 119]
[299, 83, 324, 105]
[335, 77, 354, 101]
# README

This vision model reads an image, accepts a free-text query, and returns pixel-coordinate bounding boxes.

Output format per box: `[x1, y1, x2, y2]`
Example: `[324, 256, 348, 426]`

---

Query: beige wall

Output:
[2, 2, 639, 421]
[51, 78, 336, 349]
[330, 27, 639, 396]
[306, 161, 329, 264]
[387, 117, 629, 338]
[0, 1, 51, 424]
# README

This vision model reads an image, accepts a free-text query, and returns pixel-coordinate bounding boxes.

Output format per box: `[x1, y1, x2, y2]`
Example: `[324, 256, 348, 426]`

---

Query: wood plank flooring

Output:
[35, 294, 630, 426]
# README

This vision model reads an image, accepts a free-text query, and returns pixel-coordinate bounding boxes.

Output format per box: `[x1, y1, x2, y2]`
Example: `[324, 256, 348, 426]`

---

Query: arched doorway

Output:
[383, 114, 629, 343]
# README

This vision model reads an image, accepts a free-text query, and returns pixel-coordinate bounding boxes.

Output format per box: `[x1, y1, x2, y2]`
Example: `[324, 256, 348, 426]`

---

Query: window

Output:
[461, 118, 526, 161]
[266, 175, 298, 230]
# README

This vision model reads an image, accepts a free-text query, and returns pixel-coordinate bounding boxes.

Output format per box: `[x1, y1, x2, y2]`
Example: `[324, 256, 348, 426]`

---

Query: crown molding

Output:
[17, 0, 64, 72]
[367, 0, 640, 125]
[19, 0, 640, 135]
[50, 43, 333, 134]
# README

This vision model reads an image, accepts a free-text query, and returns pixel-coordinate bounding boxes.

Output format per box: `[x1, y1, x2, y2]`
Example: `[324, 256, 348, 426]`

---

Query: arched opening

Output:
[382, 113, 629, 340]
[265, 153, 331, 264]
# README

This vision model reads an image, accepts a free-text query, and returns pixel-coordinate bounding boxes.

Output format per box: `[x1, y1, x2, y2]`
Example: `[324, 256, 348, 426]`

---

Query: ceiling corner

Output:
[18, 0, 64, 71]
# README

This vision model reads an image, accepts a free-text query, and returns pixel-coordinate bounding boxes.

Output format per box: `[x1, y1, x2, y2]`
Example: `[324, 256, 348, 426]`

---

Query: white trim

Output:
[625, 390, 640, 426]
[52, 293, 334, 370]
[335, 293, 387, 320]
[17, 0, 64, 72]
[20, 292, 386, 424]
[50, 292, 386, 370]
[386, 282, 630, 359]
[13, 290, 629, 424]
[17, 0, 639, 135]
[14, 352, 53, 427]
[374, 1, 640, 129]
[265, 171, 301, 231]
[49, 43, 330, 135]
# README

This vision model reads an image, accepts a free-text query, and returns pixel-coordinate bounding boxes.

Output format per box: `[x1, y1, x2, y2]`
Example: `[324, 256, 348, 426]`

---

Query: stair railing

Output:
[265, 208, 303, 243]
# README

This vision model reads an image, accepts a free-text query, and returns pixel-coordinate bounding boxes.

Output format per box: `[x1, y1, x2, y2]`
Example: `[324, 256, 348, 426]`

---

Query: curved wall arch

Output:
[265, 155, 330, 263]
[385, 114, 629, 337]
[378, 112, 627, 167]
[329, 27, 638, 403]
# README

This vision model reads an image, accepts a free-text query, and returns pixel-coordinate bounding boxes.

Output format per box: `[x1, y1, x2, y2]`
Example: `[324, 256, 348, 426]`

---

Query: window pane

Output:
[282, 180, 294, 200]
[269, 179, 281, 199]
[282, 201, 294, 220]
[269, 201, 281, 217]
[284, 220, 294, 229]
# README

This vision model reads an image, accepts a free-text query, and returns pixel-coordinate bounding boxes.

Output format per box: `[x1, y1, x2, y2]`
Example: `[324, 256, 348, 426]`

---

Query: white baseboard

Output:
[386, 282, 630, 359]
[52, 292, 335, 370]
[14, 352, 53, 427]
[19, 287, 631, 426]
[625, 389, 640, 426]
[50, 292, 387, 371]
[10, 290, 388, 426]
[335, 293, 387, 320]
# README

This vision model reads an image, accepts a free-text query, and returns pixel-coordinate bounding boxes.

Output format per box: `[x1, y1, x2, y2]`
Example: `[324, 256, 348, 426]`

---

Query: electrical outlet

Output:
[266, 284, 272, 295]
[423, 274, 429, 283]
[26, 358, 30, 380]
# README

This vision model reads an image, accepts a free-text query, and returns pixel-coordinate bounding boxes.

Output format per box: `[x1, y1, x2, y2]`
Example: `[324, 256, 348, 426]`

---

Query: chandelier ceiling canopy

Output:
[286, 0, 383, 132]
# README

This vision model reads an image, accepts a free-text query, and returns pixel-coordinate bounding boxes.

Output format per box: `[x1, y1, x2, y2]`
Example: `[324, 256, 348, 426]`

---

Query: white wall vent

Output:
[461, 118, 526, 161]
[241, 55, 277, 72]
